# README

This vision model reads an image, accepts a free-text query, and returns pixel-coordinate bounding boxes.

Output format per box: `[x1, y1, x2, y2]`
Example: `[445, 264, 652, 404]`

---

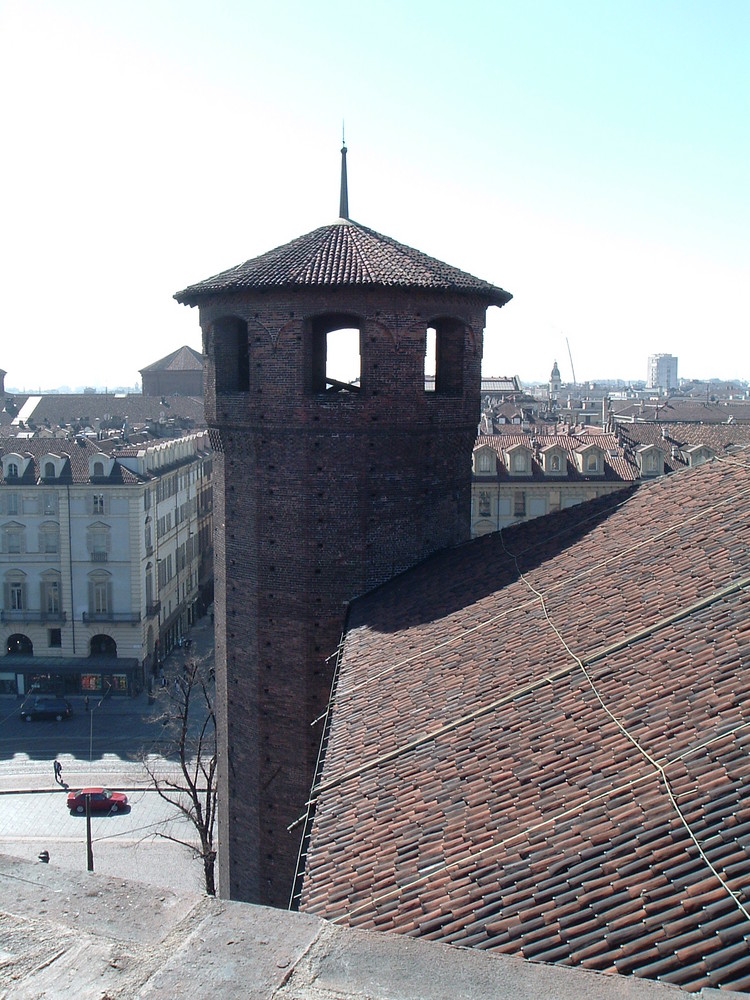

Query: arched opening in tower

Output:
[213, 317, 250, 394]
[311, 314, 361, 392]
[424, 318, 465, 395]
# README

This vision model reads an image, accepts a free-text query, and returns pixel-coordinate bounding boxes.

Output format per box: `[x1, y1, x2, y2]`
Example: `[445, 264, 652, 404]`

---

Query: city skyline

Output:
[1, 1, 748, 389]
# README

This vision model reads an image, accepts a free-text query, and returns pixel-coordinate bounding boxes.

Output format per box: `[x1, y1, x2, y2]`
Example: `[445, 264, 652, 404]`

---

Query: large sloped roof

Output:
[139, 345, 204, 374]
[299, 453, 750, 993]
[174, 219, 512, 308]
[0, 393, 205, 432]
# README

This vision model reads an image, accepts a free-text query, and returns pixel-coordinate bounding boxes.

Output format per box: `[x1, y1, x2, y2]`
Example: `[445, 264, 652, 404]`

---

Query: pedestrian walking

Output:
[53, 760, 62, 785]
[84, 695, 89, 712]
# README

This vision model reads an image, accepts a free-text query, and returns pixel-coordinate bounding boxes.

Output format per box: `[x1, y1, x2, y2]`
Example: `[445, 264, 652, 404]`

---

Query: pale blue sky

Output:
[1, 0, 748, 389]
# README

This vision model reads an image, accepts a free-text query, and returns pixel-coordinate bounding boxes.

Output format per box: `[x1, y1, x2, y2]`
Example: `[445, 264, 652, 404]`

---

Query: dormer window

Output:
[574, 445, 605, 476]
[541, 446, 566, 476]
[683, 445, 714, 468]
[89, 453, 113, 480]
[505, 443, 533, 477]
[636, 445, 664, 477]
[2, 453, 29, 480]
[474, 447, 496, 476]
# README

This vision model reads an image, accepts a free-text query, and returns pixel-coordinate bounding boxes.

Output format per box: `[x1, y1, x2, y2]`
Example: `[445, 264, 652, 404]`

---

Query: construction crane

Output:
[566, 336, 577, 387]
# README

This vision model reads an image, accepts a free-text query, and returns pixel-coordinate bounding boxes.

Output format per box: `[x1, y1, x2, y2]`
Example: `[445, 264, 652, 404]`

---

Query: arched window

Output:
[93, 461, 104, 477]
[550, 455, 561, 472]
[90, 634, 117, 658]
[587, 454, 599, 472]
[6, 633, 32, 656]
[424, 318, 465, 396]
[310, 313, 361, 393]
[6, 462, 19, 478]
[213, 316, 250, 394]
[44, 462, 55, 478]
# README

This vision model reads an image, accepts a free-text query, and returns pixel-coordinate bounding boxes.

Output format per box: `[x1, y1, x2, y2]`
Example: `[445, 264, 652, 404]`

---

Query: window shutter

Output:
[20, 583, 27, 609]
[107, 582, 113, 614]
[2, 582, 9, 608]
[88, 581, 95, 616]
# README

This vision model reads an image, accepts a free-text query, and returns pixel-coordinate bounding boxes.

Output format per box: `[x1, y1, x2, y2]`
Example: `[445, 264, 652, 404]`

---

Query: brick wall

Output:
[202, 286, 490, 905]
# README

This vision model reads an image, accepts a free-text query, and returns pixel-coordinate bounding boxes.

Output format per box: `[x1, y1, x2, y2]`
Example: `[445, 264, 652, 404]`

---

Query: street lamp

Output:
[89, 681, 112, 765]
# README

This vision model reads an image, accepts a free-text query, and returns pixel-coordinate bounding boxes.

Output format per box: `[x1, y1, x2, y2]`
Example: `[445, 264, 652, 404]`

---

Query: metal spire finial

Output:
[339, 125, 349, 220]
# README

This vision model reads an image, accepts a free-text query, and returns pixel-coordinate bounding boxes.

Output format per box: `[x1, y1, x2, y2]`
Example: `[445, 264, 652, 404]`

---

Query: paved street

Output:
[0, 619, 214, 894]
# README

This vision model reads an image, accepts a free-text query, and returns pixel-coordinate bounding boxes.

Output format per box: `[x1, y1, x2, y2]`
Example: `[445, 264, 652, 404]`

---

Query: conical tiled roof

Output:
[175, 219, 512, 308]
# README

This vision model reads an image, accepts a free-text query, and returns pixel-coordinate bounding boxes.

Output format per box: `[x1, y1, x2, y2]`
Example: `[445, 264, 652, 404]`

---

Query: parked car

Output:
[20, 696, 73, 722]
[67, 788, 129, 814]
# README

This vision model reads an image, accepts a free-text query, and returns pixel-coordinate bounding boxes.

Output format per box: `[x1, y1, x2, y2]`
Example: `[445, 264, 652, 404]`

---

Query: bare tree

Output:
[142, 656, 218, 895]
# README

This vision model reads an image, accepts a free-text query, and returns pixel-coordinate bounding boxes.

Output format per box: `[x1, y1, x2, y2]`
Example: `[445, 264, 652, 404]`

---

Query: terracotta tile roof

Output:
[617, 421, 750, 457]
[612, 399, 750, 424]
[139, 345, 204, 373]
[174, 220, 512, 308]
[476, 431, 640, 481]
[299, 452, 750, 992]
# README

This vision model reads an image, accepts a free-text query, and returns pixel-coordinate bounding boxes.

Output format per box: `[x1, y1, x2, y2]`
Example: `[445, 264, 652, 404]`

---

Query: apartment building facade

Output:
[647, 353, 678, 392]
[0, 432, 213, 697]
[471, 428, 719, 536]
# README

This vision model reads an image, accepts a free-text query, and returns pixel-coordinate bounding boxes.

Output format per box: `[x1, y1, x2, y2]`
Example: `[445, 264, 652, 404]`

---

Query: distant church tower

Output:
[549, 360, 562, 399]
[175, 146, 512, 907]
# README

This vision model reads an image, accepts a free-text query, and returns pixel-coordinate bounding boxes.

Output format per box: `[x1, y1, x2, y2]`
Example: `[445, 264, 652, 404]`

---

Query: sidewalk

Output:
[0, 758, 183, 795]
[0, 618, 215, 797]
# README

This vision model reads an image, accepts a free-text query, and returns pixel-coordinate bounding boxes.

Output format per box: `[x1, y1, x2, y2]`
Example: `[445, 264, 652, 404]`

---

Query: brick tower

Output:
[175, 147, 512, 906]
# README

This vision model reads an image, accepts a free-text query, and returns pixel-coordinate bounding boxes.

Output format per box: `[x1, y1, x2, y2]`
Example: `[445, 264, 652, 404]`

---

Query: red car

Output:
[67, 787, 128, 814]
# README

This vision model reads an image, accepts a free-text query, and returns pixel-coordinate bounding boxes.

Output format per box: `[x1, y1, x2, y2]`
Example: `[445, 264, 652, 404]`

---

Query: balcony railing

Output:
[82, 611, 141, 623]
[1, 610, 68, 624]
[90, 551, 108, 563]
[146, 600, 161, 617]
